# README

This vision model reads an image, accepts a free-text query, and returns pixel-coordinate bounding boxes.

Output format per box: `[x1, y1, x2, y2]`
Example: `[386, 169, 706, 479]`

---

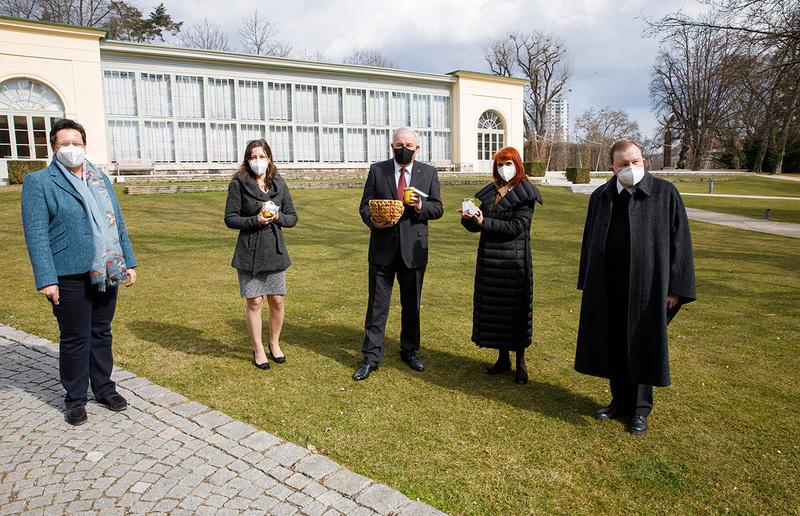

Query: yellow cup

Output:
[403, 187, 414, 204]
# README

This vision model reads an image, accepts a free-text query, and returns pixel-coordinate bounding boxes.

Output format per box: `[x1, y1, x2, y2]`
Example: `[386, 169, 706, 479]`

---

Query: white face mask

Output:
[249, 158, 269, 176]
[498, 165, 516, 182]
[56, 145, 86, 168]
[616, 164, 645, 187]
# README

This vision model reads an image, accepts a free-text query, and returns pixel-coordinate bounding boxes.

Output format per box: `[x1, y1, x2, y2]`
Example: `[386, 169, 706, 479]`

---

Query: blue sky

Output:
[163, 0, 706, 138]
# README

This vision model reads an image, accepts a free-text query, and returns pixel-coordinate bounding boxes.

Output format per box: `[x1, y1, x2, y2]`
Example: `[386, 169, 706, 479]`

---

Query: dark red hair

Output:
[492, 146, 527, 186]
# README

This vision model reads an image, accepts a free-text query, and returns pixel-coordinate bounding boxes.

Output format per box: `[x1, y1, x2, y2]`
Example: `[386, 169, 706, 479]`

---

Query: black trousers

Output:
[361, 250, 425, 367]
[606, 274, 653, 417]
[51, 273, 118, 407]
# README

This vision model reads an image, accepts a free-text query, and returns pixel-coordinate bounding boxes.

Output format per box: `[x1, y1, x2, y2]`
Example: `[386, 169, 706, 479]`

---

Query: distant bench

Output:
[115, 158, 155, 175]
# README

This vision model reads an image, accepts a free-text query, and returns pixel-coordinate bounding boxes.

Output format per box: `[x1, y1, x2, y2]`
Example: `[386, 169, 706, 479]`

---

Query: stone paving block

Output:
[295, 454, 340, 480]
[356, 484, 410, 514]
[153, 498, 180, 512]
[271, 502, 301, 516]
[216, 420, 257, 441]
[170, 401, 208, 418]
[286, 472, 312, 490]
[209, 467, 237, 486]
[300, 499, 328, 516]
[222, 496, 251, 510]
[269, 465, 293, 482]
[267, 482, 294, 500]
[332, 496, 358, 514]
[149, 391, 187, 408]
[348, 508, 378, 516]
[321, 510, 342, 516]
[287, 491, 313, 507]
[323, 469, 373, 497]
[265, 442, 310, 467]
[244, 430, 282, 452]
[193, 410, 233, 430]
[396, 501, 449, 516]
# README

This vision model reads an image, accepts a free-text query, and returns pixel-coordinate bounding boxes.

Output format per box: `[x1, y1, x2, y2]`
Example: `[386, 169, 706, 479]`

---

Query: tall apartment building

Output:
[546, 96, 569, 142]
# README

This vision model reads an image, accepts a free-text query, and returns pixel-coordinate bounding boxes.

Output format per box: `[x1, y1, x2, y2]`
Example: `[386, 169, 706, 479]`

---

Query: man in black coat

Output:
[575, 140, 696, 434]
[354, 127, 443, 381]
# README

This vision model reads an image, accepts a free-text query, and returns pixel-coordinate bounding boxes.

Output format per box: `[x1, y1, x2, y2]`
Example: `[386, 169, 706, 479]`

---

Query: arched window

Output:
[477, 110, 505, 167]
[0, 79, 64, 159]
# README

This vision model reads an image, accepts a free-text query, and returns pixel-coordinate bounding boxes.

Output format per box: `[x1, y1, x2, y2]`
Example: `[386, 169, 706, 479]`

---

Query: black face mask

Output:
[393, 146, 415, 166]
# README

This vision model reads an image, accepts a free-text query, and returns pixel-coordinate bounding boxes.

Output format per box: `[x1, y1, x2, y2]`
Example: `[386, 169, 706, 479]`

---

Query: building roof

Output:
[0, 15, 107, 38]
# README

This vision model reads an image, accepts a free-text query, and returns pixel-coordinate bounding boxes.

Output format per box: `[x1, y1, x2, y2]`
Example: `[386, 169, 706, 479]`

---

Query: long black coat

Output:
[224, 172, 297, 274]
[462, 180, 543, 350]
[575, 173, 696, 386]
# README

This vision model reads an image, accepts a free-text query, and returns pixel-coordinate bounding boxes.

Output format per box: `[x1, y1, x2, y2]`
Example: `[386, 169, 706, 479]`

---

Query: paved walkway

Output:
[0, 324, 446, 516]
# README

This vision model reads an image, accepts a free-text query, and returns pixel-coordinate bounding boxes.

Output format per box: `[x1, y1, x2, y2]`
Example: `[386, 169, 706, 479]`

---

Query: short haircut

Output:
[492, 146, 527, 186]
[608, 139, 641, 166]
[391, 127, 417, 144]
[50, 119, 86, 146]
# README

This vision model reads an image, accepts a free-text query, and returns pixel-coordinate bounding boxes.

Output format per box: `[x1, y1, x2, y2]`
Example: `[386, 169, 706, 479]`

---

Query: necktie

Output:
[398, 168, 407, 201]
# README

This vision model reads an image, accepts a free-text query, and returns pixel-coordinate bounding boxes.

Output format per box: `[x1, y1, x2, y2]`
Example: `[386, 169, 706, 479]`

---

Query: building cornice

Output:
[449, 70, 529, 86]
[0, 15, 106, 39]
[100, 40, 458, 85]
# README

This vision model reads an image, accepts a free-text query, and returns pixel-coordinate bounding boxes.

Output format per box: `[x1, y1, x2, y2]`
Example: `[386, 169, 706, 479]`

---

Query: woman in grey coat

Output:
[225, 139, 297, 370]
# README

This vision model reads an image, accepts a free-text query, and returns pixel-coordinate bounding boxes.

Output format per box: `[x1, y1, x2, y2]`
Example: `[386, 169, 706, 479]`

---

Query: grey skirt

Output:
[237, 269, 287, 298]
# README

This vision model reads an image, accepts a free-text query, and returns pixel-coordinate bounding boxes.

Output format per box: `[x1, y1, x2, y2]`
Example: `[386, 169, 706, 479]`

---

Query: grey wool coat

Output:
[462, 180, 543, 350]
[575, 172, 696, 386]
[224, 172, 297, 274]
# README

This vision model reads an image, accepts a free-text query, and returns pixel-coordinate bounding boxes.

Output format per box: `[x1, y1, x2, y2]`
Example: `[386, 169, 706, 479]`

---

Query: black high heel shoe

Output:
[269, 343, 286, 364]
[253, 351, 270, 370]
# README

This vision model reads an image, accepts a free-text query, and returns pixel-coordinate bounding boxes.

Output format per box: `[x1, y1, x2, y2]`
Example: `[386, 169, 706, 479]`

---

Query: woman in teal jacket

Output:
[21, 119, 137, 426]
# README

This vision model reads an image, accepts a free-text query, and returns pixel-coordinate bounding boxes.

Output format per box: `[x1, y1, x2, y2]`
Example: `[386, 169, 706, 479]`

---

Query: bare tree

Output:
[293, 47, 328, 62]
[649, 21, 740, 170]
[575, 107, 642, 170]
[484, 30, 572, 144]
[343, 46, 397, 68]
[238, 10, 291, 57]
[180, 17, 230, 51]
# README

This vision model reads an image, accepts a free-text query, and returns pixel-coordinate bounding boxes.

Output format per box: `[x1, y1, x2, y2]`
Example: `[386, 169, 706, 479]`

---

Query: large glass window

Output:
[210, 123, 237, 162]
[240, 123, 267, 144]
[320, 87, 342, 124]
[390, 92, 411, 127]
[140, 73, 172, 117]
[268, 82, 291, 121]
[294, 85, 318, 124]
[0, 79, 64, 160]
[143, 121, 174, 162]
[0, 116, 10, 158]
[345, 88, 366, 125]
[369, 91, 389, 126]
[208, 78, 235, 119]
[413, 94, 431, 128]
[177, 122, 207, 162]
[239, 80, 265, 121]
[346, 128, 367, 162]
[104, 71, 137, 116]
[174, 76, 204, 119]
[432, 131, 451, 161]
[107, 120, 141, 162]
[416, 130, 431, 163]
[432, 96, 449, 128]
[369, 129, 390, 161]
[269, 125, 293, 162]
[321, 127, 343, 162]
[295, 126, 319, 162]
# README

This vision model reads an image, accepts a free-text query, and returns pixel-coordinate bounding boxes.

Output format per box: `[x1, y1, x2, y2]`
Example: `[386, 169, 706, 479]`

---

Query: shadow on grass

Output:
[277, 319, 595, 426]
[126, 320, 236, 358]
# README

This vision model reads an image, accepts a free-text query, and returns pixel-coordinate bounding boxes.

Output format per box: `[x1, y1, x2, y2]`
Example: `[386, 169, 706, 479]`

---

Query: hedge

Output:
[8, 160, 47, 184]
[565, 167, 591, 184]
[523, 162, 546, 177]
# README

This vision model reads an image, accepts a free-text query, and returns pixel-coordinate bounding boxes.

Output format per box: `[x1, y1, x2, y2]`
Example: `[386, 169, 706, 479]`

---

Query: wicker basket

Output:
[369, 199, 404, 223]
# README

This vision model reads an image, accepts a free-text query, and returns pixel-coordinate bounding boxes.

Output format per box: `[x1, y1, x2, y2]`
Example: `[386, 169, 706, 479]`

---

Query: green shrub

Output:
[524, 162, 546, 177]
[566, 167, 590, 184]
[7, 160, 47, 184]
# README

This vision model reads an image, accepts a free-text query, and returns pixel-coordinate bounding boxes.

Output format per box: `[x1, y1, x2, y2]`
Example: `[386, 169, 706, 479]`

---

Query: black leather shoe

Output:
[594, 406, 619, 420]
[353, 363, 378, 381]
[514, 371, 528, 385]
[403, 354, 425, 372]
[96, 392, 128, 411]
[627, 415, 648, 435]
[66, 405, 87, 426]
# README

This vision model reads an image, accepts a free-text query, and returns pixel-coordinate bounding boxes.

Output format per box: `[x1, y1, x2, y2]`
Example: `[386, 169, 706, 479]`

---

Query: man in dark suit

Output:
[354, 127, 443, 381]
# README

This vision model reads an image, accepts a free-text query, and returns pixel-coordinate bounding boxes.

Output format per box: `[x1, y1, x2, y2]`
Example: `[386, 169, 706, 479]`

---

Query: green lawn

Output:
[1, 181, 798, 515]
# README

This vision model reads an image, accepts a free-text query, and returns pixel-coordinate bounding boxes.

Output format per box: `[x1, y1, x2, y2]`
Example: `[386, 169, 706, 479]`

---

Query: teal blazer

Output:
[21, 160, 137, 290]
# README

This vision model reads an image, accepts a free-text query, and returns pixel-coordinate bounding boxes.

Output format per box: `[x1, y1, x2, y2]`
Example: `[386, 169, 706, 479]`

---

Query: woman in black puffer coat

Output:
[460, 147, 542, 384]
